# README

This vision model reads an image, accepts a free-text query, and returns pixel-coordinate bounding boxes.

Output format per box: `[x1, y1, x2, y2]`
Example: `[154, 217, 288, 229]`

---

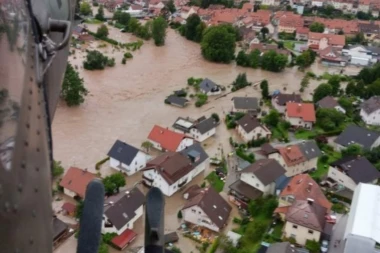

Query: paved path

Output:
[223, 155, 239, 193]
[329, 214, 348, 253]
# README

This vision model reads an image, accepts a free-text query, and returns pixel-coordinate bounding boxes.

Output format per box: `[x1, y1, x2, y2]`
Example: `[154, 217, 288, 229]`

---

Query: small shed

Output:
[164, 232, 179, 244]
[165, 95, 189, 108]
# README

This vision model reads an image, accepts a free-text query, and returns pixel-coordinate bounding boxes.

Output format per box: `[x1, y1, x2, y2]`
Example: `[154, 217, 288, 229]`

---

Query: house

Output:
[316, 96, 346, 113]
[250, 42, 291, 62]
[53, 217, 69, 245]
[107, 140, 149, 176]
[236, 114, 271, 142]
[165, 95, 189, 108]
[199, 78, 222, 96]
[147, 125, 194, 152]
[307, 32, 346, 51]
[285, 102, 316, 129]
[341, 45, 374, 66]
[277, 13, 304, 33]
[334, 125, 380, 151]
[319, 46, 348, 66]
[358, 22, 379, 41]
[240, 159, 287, 196]
[268, 141, 321, 177]
[228, 179, 263, 209]
[327, 156, 380, 191]
[180, 6, 199, 19]
[358, 0, 371, 12]
[149, 0, 165, 9]
[343, 183, 380, 253]
[266, 242, 295, 253]
[360, 96, 380, 125]
[102, 187, 145, 236]
[296, 27, 310, 41]
[276, 174, 332, 213]
[283, 199, 328, 245]
[61, 202, 76, 216]
[271, 93, 302, 114]
[59, 167, 97, 199]
[182, 185, 232, 232]
[172, 116, 218, 142]
[143, 143, 209, 196]
[72, 25, 86, 39]
[232, 97, 260, 113]
[311, 0, 325, 7]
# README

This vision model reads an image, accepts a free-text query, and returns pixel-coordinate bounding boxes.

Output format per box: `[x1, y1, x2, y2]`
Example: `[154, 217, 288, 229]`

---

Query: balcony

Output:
[143, 175, 154, 182]
[178, 179, 188, 188]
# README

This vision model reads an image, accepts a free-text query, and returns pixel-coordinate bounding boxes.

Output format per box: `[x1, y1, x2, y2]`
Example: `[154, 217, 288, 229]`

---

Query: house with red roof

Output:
[296, 27, 310, 41]
[59, 167, 97, 199]
[275, 12, 304, 33]
[285, 102, 316, 129]
[308, 32, 346, 51]
[147, 125, 193, 152]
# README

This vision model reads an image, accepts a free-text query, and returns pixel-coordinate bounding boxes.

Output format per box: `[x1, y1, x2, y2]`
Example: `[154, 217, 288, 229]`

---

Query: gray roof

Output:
[107, 140, 140, 166]
[236, 114, 263, 133]
[53, 217, 68, 241]
[331, 156, 380, 184]
[180, 142, 209, 167]
[267, 242, 294, 253]
[166, 95, 189, 107]
[335, 125, 380, 150]
[233, 97, 259, 110]
[297, 140, 321, 160]
[358, 23, 379, 34]
[273, 93, 302, 106]
[317, 96, 339, 109]
[242, 159, 286, 186]
[361, 96, 380, 114]
[194, 117, 217, 134]
[237, 157, 251, 170]
[366, 46, 380, 55]
[229, 180, 263, 200]
[104, 187, 145, 230]
[199, 78, 218, 93]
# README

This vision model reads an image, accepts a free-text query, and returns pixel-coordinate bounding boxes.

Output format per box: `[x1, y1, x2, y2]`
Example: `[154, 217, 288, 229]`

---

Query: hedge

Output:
[95, 157, 110, 170]
[207, 237, 220, 253]
[326, 192, 352, 204]
[88, 31, 119, 45]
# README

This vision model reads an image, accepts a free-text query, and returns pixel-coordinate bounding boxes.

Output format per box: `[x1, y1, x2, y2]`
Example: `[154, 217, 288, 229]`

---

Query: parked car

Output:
[321, 240, 329, 253]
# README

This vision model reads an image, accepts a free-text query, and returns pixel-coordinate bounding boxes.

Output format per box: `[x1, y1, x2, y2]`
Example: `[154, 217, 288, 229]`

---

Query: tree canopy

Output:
[261, 50, 288, 72]
[263, 110, 280, 128]
[184, 14, 202, 41]
[102, 173, 126, 196]
[152, 17, 167, 46]
[113, 11, 131, 26]
[96, 24, 109, 38]
[52, 160, 65, 178]
[61, 63, 88, 106]
[313, 83, 332, 102]
[83, 50, 111, 70]
[80, 2, 92, 16]
[342, 144, 362, 157]
[260, 80, 269, 99]
[309, 22, 325, 33]
[166, 0, 176, 13]
[260, 27, 269, 40]
[296, 49, 316, 69]
[201, 25, 236, 63]
[95, 5, 106, 21]
[231, 73, 251, 91]
[316, 108, 346, 131]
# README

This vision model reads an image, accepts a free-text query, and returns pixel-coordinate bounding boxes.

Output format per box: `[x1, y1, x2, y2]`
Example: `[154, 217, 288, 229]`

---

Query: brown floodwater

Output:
[52, 24, 328, 170]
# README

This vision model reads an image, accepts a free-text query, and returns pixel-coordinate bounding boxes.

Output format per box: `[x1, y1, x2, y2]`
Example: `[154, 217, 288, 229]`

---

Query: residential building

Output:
[59, 167, 97, 199]
[360, 96, 380, 125]
[107, 140, 149, 176]
[228, 180, 263, 209]
[102, 188, 144, 249]
[316, 96, 346, 113]
[147, 125, 193, 152]
[330, 0, 354, 12]
[142, 143, 209, 196]
[266, 242, 295, 253]
[334, 125, 380, 151]
[236, 114, 271, 142]
[283, 199, 328, 245]
[343, 183, 380, 253]
[319, 46, 348, 66]
[149, 0, 165, 9]
[276, 12, 304, 33]
[311, 0, 325, 7]
[358, 22, 380, 41]
[182, 185, 232, 232]
[165, 95, 189, 108]
[268, 141, 321, 176]
[240, 159, 287, 196]
[307, 32, 345, 50]
[199, 78, 221, 96]
[358, 0, 371, 12]
[172, 116, 218, 142]
[342, 45, 375, 66]
[250, 42, 291, 62]
[285, 102, 316, 129]
[276, 174, 332, 211]
[53, 217, 69, 246]
[296, 27, 310, 41]
[271, 93, 302, 114]
[232, 97, 260, 113]
[327, 156, 380, 191]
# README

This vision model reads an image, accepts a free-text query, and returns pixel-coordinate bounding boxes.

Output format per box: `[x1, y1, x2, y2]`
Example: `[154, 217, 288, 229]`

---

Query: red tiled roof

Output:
[286, 102, 316, 122]
[61, 202, 76, 213]
[313, 17, 358, 34]
[280, 174, 332, 210]
[59, 167, 97, 198]
[319, 46, 345, 62]
[274, 206, 289, 214]
[111, 229, 137, 250]
[277, 145, 306, 167]
[308, 32, 345, 47]
[148, 125, 188, 152]
[296, 27, 309, 34]
[247, 10, 271, 25]
[241, 3, 253, 12]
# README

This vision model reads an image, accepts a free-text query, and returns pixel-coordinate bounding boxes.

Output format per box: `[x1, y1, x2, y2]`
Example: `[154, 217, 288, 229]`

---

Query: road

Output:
[223, 154, 239, 193]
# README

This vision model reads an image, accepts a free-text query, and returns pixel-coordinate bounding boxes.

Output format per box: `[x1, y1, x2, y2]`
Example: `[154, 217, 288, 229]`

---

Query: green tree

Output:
[128, 18, 140, 33]
[263, 110, 280, 127]
[328, 75, 341, 96]
[261, 50, 287, 72]
[102, 233, 117, 244]
[316, 108, 346, 131]
[260, 27, 269, 40]
[305, 240, 320, 253]
[113, 10, 122, 21]
[52, 160, 65, 178]
[309, 22, 325, 33]
[170, 247, 182, 253]
[260, 80, 269, 99]
[141, 141, 153, 153]
[338, 97, 353, 115]
[231, 73, 251, 91]
[166, 0, 176, 13]
[61, 63, 88, 106]
[98, 242, 108, 253]
[201, 25, 236, 63]
[177, 210, 182, 219]
[248, 49, 261, 68]
[96, 24, 109, 38]
[211, 113, 220, 123]
[342, 144, 363, 157]
[366, 79, 380, 99]
[152, 17, 167, 46]
[95, 5, 106, 21]
[313, 83, 332, 102]
[185, 14, 201, 41]
[119, 12, 131, 26]
[102, 173, 126, 195]
[236, 50, 249, 67]
[75, 200, 84, 219]
[345, 81, 356, 95]
[296, 49, 316, 69]
[83, 50, 109, 70]
[80, 2, 92, 16]
[243, 220, 267, 242]
[194, 22, 206, 42]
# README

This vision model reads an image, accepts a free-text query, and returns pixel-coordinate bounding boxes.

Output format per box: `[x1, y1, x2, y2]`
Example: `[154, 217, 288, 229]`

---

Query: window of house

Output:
[256, 183, 259, 187]
[288, 196, 295, 203]
[198, 211, 201, 214]
[308, 230, 313, 234]
[192, 209, 196, 213]
[292, 225, 298, 229]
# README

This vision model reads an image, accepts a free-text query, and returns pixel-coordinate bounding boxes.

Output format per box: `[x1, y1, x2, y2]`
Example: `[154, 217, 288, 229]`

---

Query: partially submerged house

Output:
[271, 93, 302, 114]
[165, 95, 189, 108]
[316, 96, 346, 114]
[182, 185, 232, 232]
[334, 125, 380, 151]
[285, 102, 316, 129]
[232, 97, 260, 113]
[59, 167, 97, 199]
[199, 78, 222, 96]
[172, 116, 218, 142]
[147, 125, 194, 152]
[53, 217, 69, 246]
[236, 114, 271, 142]
[360, 96, 380, 126]
[107, 140, 149, 176]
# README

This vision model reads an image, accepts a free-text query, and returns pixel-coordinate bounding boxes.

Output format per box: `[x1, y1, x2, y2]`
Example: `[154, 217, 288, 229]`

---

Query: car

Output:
[320, 240, 329, 253]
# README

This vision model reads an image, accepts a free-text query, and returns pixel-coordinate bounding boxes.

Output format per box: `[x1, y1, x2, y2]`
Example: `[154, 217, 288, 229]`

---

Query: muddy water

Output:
[53, 24, 328, 171]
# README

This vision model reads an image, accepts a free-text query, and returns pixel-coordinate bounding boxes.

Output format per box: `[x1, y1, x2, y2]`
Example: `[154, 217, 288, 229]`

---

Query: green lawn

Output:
[283, 40, 303, 50]
[206, 172, 224, 192]
[271, 122, 289, 141]
[311, 150, 341, 180]
[84, 18, 103, 24]
[272, 222, 284, 239]
[294, 129, 316, 140]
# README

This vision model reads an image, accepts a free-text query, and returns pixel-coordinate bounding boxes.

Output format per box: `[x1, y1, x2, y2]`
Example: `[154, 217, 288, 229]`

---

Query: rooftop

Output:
[236, 114, 267, 134]
[199, 78, 218, 93]
[277, 145, 307, 167]
[242, 159, 286, 186]
[166, 95, 189, 107]
[308, 32, 346, 46]
[148, 125, 188, 152]
[361, 96, 380, 114]
[335, 125, 380, 150]
[286, 102, 316, 122]
[229, 180, 263, 200]
[317, 96, 339, 109]
[107, 140, 140, 166]
[59, 167, 97, 198]
[193, 117, 218, 134]
[273, 93, 302, 106]
[233, 97, 259, 110]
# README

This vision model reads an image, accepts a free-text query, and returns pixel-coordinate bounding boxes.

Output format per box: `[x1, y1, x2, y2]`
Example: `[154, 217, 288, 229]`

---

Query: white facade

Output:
[240, 172, 275, 196]
[358, 3, 370, 12]
[283, 221, 321, 245]
[190, 127, 216, 142]
[360, 108, 380, 126]
[63, 188, 76, 198]
[342, 46, 374, 66]
[285, 115, 313, 129]
[268, 152, 318, 177]
[143, 158, 209, 196]
[102, 205, 144, 235]
[148, 138, 194, 152]
[182, 205, 221, 232]
[109, 151, 148, 176]
[236, 124, 271, 142]
[327, 166, 358, 191]
[311, 0, 324, 7]
[261, 0, 275, 5]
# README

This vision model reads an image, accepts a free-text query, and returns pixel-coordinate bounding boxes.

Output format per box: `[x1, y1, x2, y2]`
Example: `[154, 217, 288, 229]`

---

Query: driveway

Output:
[223, 154, 239, 193]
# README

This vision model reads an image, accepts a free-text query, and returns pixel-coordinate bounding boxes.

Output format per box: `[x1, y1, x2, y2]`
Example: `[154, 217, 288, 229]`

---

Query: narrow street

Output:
[223, 154, 239, 193]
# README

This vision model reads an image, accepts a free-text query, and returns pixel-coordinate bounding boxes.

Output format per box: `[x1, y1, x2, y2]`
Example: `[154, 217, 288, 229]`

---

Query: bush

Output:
[332, 203, 347, 214]
[201, 182, 206, 188]
[233, 217, 242, 224]
[320, 155, 329, 163]
[236, 147, 255, 163]
[306, 240, 320, 253]
[107, 58, 115, 67]
[121, 58, 126, 64]
[96, 157, 110, 170]
[211, 113, 220, 123]
[195, 93, 208, 107]
[124, 52, 133, 59]
[103, 233, 117, 244]
[177, 210, 182, 219]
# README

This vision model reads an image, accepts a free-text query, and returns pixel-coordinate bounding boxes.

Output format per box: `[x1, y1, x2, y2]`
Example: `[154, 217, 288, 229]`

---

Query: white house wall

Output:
[102, 205, 144, 235]
[240, 172, 275, 195]
[149, 139, 163, 151]
[327, 166, 358, 191]
[176, 138, 194, 152]
[182, 205, 221, 232]
[63, 188, 77, 198]
[237, 125, 270, 142]
[285, 115, 313, 129]
[360, 109, 380, 126]
[190, 128, 216, 142]
[268, 153, 317, 177]
[109, 151, 147, 176]
[283, 221, 321, 245]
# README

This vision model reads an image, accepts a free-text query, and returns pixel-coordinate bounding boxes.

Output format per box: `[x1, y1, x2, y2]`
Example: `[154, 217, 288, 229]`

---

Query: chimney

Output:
[287, 147, 291, 152]
[287, 185, 291, 190]
[307, 182, 313, 192]
[297, 103, 302, 112]
[160, 130, 164, 134]
[307, 198, 314, 205]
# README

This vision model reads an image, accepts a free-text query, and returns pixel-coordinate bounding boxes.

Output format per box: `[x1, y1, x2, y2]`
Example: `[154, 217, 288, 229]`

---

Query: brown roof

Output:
[317, 96, 339, 109]
[184, 184, 202, 199]
[286, 199, 327, 232]
[242, 159, 286, 186]
[319, 46, 346, 62]
[296, 27, 310, 34]
[148, 125, 188, 152]
[261, 143, 277, 155]
[277, 145, 306, 167]
[308, 32, 346, 47]
[280, 174, 332, 210]
[361, 96, 380, 114]
[229, 180, 263, 200]
[278, 13, 304, 28]
[146, 152, 193, 185]
[59, 167, 97, 198]
[236, 114, 268, 134]
[273, 93, 302, 106]
[182, 187, 232, 229]
[286, 102, 316, 122]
